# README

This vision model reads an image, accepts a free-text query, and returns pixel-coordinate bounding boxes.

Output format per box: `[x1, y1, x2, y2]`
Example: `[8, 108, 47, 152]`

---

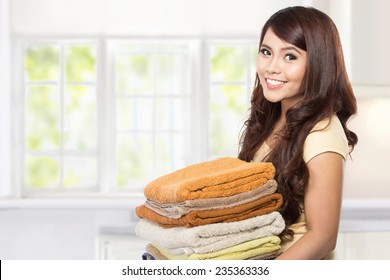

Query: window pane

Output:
[64, 85, 97, 151]
[209, 85, 247, 156]
[24, 45, 60, 81]
[63, 157, 97, 189]
[115, 55, 152, 95]
[156, 55, 188, 95]
[65, 44, 97, 83]
[155, 133, 172, 176]
[26, 85, 60, 151]
[25, 156, 60, 189]
[116, 98, 153, 131]
[155, 97, 187, 131]
[116, 134, 153, 190]
[210, 45, 247, 82]
[155, 133, 186, 176]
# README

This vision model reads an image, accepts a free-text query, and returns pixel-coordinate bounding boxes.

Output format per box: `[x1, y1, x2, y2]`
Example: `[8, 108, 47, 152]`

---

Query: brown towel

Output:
[143, 157, 275, 203]
[145, 179, 278, 218]
[136, 193, 283, 228]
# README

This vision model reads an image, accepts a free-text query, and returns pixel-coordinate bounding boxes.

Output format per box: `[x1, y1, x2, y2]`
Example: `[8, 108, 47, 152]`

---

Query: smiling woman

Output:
[257, 29, 307, 107]
[238, 6, 358, 260]
[2, 0, 390, 262]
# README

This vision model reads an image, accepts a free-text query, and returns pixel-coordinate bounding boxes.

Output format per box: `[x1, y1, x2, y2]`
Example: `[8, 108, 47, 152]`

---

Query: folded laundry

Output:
[136, 192, 283, 228]
[144, 244, 282, 260]
[145, 243, 168, 260]
[135, 211, 285, 255]
[144, 179, 278, 218]
[143, 157, 275, 203]
[150, 236, 282, 260]
[246, 249, 282, 260]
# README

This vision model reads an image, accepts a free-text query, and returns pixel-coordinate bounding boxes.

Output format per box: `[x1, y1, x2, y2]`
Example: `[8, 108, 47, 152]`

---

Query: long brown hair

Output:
[238, 6, 358, 228]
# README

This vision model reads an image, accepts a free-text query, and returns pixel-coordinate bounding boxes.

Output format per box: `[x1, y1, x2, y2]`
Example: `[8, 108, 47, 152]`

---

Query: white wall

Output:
[10, 0, 302, 36]
[350, 0, 390, 86]
[0, 207, 136, 259]
[343, 90, 390, 199]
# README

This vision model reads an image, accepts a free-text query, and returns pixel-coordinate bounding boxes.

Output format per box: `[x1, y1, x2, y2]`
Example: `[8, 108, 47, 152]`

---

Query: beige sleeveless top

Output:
[252, 115, 349, 254]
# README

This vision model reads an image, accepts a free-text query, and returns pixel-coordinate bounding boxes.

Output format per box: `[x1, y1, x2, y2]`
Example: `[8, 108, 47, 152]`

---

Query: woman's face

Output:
[257, 28, 307, 109]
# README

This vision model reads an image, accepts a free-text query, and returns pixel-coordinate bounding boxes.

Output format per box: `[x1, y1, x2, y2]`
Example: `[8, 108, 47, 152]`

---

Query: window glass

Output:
[209, 85, 247, 156]
[26, 85, 60, 151]
[63, 157, 98, 189]
[64, 85, 97, 151]
[25, 156, 60, 189]
[116, 133, 154, 191]
[115, 55, 153, 95]
[25, 45, 60, 81]
[210, 45, 247, 82]
[65, 44, 97, 83]
[208, 43, 257, 158]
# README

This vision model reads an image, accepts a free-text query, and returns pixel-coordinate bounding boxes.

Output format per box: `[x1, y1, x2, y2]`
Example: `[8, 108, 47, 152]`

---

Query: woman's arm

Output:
[276, 151, 344, 260]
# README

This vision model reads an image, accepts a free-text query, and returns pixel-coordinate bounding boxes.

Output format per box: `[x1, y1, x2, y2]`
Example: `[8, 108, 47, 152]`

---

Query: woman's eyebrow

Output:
[282, 46, 302, 54]
[260, 43, 302, 55]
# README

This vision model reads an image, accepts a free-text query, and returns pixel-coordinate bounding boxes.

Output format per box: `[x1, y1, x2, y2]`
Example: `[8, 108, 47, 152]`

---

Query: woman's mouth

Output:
[265, 78, 287, 89]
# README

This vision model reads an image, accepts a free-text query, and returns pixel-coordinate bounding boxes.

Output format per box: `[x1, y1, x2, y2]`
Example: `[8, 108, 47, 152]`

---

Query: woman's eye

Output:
[285, 54, 297, 61]
[260, 48, 271, 56]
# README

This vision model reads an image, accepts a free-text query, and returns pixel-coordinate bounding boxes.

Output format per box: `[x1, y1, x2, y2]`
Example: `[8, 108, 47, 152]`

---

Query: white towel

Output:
[135, 211, 285, 255]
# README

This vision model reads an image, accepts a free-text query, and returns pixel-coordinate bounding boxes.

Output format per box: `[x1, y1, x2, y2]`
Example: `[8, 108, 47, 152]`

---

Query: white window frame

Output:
[12, 38, 102, 197]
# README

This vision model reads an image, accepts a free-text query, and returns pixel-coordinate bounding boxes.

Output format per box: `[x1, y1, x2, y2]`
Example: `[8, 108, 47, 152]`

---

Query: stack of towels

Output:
[135, 157, 286, 260]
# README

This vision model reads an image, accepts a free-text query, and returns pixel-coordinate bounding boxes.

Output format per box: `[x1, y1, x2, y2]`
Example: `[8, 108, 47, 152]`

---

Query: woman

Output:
[238, 6, 358, 259]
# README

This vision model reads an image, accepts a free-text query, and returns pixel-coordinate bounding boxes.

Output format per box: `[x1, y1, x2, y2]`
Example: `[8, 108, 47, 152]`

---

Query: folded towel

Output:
[152, 236, 281, 260]
[145, 179, 278, 218]
[246, 249, 282, 260]
[136, 193, 283, 228]
[143, 157, 275, 203]
[145, 243, 168, 260]
[135, 211, 285, 255]
[144, 244, 282, 260]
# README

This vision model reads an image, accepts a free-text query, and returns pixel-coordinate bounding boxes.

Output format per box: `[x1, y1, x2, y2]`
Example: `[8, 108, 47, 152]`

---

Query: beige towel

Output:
[135, 211, 285, 255]
[136, 193, 283, 228]
[145, 243, 168, 260]
[145, 179, 278, 218]
[143, 157, 275, 203]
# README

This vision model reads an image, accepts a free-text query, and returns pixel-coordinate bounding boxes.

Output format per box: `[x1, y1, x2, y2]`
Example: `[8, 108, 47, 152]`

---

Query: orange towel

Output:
[136, 193, 283, 228]
[143, 157, 275, 203]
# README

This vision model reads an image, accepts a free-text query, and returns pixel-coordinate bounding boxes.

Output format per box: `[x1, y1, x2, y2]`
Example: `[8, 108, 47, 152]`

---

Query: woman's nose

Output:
[266, 58, 281, 74]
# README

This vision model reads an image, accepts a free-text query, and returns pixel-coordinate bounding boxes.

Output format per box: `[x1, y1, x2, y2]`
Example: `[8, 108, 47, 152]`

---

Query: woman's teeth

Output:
[266, 78, 286, 85]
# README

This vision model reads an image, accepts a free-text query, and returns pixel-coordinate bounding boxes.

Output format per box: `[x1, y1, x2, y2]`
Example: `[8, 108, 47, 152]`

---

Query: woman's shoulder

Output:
[311, 114, 343, 132]
[303, 115, 349, 163]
